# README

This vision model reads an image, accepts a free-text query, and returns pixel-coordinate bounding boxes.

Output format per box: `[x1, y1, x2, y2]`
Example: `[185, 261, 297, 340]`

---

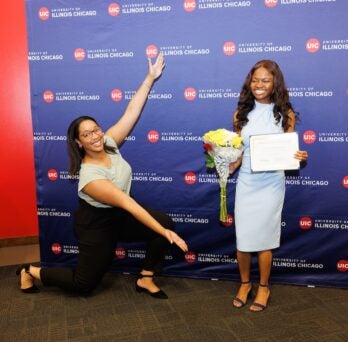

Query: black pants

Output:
[40, 200, 174, 294]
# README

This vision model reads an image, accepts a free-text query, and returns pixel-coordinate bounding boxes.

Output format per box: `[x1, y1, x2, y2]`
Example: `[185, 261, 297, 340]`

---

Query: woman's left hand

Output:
[164, 229, 188, 252]
[148, 52, 165, 80]
[294, 150, 308, 161]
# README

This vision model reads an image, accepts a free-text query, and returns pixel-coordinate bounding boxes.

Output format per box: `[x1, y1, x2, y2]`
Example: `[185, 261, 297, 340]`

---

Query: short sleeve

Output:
[77, 135, 131, 208]
[78, 164, 108, 192]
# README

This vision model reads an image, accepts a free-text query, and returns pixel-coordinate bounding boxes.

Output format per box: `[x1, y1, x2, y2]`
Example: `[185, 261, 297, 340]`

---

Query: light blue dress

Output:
[234, 101, 285, 252]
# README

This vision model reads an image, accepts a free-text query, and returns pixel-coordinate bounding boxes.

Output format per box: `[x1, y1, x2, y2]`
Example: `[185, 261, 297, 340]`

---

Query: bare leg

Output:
[136, 269, 161, 293]
[258, 250, 272, 284]
[249, 250, 272, 311]
[233, 250, 252, 308]
[18, 269, 35, 289]
[17, 265, 41, 290]
[29, 265, 42, 281]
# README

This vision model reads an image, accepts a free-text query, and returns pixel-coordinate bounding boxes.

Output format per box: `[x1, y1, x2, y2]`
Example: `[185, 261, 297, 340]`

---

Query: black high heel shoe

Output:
[15, 264, 40, 293]
[135, 274, 168, 299]
[232, 280, 252, 308]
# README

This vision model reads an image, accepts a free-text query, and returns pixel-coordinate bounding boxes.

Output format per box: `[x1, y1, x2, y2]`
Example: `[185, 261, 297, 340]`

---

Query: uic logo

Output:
[185, 251, 197, 263]
[147, 130, 160, 143]
[111, 89, 123, 102]
[74, 48, 86, 61]
[306, 38, 320, 53]
[342, 176, 348, 189]
[146, 45, 158, 58]
[51, 243, 62, 255]
[221, 214, 234, 227]
[264, 0, 278, 7]
[299, 217, 313, 230]
[336, 260, 348, 272]
[43, 90, 55, 103]
[184, 87, 197, 101]
[303, 130, 316, 144]
[108, 3, 121, 16]
[115, 247, 126, 259]
[183, 0, 196, 12]
[38, 7, 50, 20]
[223, 42, 236, 56]
[184, 172, 196, 184]
[48, 169, 58, 181]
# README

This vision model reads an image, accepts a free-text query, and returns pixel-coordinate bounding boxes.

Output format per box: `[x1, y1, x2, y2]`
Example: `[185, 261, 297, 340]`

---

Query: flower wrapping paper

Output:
[203, 129, 243, 222]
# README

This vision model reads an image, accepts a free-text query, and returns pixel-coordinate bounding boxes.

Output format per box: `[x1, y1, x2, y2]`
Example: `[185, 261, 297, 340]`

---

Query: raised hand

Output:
[148, 52, 165, 80]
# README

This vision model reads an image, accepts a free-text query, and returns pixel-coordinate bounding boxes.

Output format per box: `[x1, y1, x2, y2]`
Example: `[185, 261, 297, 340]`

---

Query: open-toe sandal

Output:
[249, 283, 270, 312]
[232, 280, 252, 308]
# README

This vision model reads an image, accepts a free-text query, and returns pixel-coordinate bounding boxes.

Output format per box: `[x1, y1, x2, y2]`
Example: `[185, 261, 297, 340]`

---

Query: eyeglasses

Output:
[80, 127, 103, 139]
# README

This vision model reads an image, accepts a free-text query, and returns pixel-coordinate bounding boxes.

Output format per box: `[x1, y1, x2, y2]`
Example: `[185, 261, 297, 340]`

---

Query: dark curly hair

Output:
[67, 115, 116, 175]
[234, 60, 297, 132]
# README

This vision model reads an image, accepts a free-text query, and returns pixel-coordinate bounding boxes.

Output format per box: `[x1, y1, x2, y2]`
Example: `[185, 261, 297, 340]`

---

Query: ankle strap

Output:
[139, 274, 154, 278]
[241, 280, 251, 284]
[259, 283, 269, 287]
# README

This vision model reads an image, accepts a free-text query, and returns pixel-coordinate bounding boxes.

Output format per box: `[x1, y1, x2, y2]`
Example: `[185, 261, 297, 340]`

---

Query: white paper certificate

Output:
[250, 132, 300, 172]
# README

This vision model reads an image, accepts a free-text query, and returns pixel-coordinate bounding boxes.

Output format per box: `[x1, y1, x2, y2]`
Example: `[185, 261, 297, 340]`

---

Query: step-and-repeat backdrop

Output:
[25, 0, 347, 288]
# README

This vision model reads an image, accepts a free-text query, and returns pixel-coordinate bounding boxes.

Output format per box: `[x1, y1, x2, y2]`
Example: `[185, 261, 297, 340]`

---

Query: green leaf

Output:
[205, 154, 215, 168]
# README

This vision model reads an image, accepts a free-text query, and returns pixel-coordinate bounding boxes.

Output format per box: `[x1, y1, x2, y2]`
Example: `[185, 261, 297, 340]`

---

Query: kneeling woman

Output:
[17, 53, 188, 298]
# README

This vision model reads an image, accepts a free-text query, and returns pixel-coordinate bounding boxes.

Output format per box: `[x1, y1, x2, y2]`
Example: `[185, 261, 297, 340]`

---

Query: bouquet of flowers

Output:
[203, 128, 243, 223]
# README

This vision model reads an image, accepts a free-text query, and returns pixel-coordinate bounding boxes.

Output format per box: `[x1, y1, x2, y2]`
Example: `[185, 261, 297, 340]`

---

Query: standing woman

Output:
[17, 53, 188, 298]
[229, 60, 308, 311]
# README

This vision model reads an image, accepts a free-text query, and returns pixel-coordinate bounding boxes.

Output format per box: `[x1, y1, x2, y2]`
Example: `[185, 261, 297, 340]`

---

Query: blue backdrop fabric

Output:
[25, 0, 348, 288]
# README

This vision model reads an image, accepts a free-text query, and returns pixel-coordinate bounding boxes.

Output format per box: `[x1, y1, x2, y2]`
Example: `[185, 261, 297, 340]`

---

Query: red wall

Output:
[0, 1, 38, 238]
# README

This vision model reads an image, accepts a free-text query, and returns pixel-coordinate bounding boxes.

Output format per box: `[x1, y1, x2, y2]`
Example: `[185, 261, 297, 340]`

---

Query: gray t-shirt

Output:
[78, 135, 132, 208]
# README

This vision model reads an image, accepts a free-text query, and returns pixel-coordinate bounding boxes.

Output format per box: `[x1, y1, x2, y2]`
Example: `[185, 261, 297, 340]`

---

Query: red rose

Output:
[203, 143, 213, 151]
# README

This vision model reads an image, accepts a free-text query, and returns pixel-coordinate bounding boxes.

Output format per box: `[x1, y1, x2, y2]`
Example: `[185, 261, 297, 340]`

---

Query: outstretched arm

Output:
[82, 179, 188, 252]
[106, 53, 165, 146]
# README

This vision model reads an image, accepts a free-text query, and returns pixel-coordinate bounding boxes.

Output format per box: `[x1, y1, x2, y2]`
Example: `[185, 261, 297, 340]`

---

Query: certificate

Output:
[250, 132, 300, 172]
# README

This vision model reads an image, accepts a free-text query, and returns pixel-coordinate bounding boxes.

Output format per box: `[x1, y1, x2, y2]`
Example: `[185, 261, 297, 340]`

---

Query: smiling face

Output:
[250, 67, 274, 104]
[75, 119, 104, 154]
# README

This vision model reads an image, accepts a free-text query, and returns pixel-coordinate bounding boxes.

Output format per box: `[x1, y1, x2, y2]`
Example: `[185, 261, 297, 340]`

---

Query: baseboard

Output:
[0, 236, 39, 248]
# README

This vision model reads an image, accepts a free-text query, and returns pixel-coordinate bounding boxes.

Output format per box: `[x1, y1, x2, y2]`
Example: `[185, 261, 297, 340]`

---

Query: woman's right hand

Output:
[164, 229, 188, 252]
[229, 157, 242, 174]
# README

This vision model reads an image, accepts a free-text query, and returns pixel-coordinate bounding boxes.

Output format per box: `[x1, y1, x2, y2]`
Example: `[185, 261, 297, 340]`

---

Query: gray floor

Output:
[1, 264, 347, 342]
